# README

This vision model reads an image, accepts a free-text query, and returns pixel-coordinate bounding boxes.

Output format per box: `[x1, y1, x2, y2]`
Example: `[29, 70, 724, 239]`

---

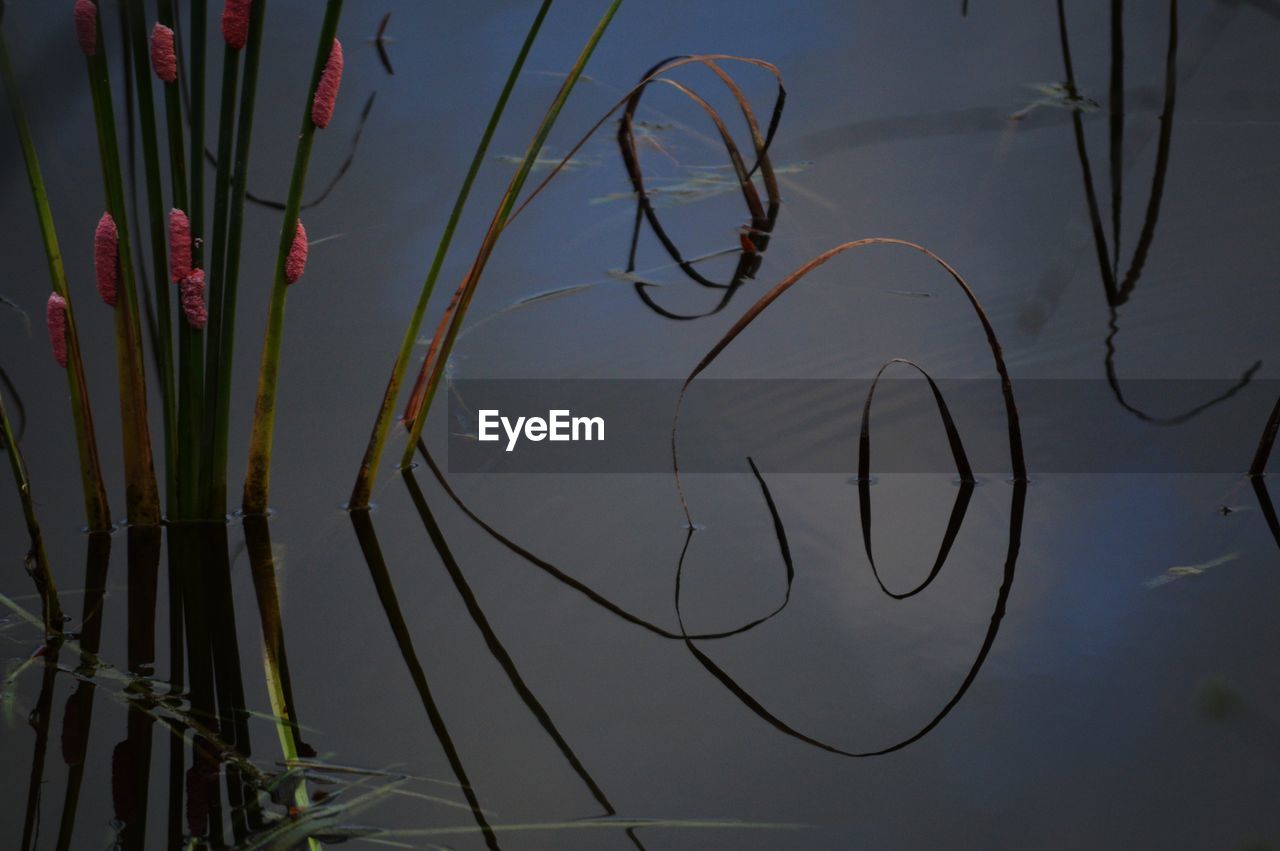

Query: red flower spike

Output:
[47, 294, 69, 368]
[94, 213, 119, 307]
[150, 23, 177, 83]
[221, 0, 251, 50]
[73, 0, 97, 57]
[181, 269, 207, 329]
[285, 220, 307, 285]
[311, 39, 343, 129]
[168, 209, 192, 282]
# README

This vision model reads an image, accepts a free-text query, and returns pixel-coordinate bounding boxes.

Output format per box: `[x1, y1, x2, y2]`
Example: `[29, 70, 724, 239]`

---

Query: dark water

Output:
[3, 0, 1280, 847]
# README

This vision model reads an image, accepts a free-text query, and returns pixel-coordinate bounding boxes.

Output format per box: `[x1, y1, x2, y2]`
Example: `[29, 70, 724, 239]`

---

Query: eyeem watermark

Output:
[477, 409, 605, 452]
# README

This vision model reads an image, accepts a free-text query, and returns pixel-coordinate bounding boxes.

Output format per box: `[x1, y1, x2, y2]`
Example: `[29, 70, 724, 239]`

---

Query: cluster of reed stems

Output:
[1, 0, 347, 546]
[2, 0, 638, 550]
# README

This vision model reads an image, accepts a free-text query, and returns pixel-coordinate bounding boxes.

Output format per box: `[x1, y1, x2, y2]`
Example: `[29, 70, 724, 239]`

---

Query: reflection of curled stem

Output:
[1059, 0, 1260, 422]
[1250, 395, 1280, 478]
[417, 441, 793, 642]
[1104, 308, 1261, 425]
[858, 359, 975, 600]
[670, 239, 1028, 756]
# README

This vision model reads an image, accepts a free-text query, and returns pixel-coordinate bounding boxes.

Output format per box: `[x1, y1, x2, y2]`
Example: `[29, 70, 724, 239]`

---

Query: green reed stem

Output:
[123, 0, 178, 516]
[190, 0, 206, 268]
[0, 27, 112, 531]
[0, 385, 62, 631]
[157, 0, 203, 519]
[397, 0, 624, 468]
[242, 0, 345, 515]
[84, 3, 161, 526]
[346, 0, 553, 511]
[200, 46, 240, 516]
[205, 0, 267, 519]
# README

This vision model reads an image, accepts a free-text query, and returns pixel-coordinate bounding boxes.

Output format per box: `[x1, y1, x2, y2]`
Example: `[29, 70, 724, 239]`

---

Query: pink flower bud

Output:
[47, 294, 69, 368]
[180, 269, 207, 329]
[73, 0, 97, 57]
[168, 209, 192, 282]
[221, 0, 251, 50]
[311, 39, 343, 129]
[94, 213, 119, 307]
[150, 23, 177, 83]
[285, 220, 307, 285]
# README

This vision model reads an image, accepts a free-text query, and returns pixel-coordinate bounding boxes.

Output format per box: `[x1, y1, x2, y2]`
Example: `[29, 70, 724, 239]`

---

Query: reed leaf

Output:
[242, 0, 345, 515]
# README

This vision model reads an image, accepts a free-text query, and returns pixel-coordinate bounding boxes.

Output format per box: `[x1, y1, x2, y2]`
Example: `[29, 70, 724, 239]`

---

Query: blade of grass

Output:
[395, 0, 624, 471]
[241, 0, 345, 514]
[83, 1, 162, 526]
[205, 0, 268, 518]
[346, 0, 553, 511]
[0, 25, 111, 531]
[123, 0, 179, 516]
[0, 382, 62, 632]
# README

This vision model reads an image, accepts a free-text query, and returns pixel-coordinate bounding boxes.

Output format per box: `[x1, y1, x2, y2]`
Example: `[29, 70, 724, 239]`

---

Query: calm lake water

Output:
[3, 0, 1280, 848]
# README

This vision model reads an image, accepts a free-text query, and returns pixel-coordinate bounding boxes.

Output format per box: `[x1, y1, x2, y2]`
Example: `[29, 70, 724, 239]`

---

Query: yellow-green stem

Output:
[0, 25, 112, 531]
[242, 0, 345, 515]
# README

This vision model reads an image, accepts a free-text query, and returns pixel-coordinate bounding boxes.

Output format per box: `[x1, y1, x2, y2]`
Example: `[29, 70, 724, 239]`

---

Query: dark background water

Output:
[3, 0, 1280, 848]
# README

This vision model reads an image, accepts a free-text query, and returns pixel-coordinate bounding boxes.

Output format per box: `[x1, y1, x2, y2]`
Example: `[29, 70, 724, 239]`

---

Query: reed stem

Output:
[83, 2, 161, 526]
[398, 0, 624, 468]
[0, 26, 112, 531]
[157, 0, 203, 519]
[242, 0, 345, 514]
[200, 41, 242, 517]
[205, 0, 268, 518]
[123, 0, 178, 516]
[347, 0, 553, 510]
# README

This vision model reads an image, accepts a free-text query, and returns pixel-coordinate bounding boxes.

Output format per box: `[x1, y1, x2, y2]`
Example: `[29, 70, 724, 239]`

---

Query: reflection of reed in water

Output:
[1056, 0, 1259, 422]
[667, 238, 1027, 755]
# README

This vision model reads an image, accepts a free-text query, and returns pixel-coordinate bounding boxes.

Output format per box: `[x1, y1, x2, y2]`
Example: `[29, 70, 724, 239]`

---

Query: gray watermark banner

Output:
[444, 379, 1278, 474]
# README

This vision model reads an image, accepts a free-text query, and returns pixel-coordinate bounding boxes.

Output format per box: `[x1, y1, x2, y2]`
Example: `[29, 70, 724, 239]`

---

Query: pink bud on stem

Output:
[47, 294, 69, 368]
[221, 0, 251, 51]
[168, 209, 192, 282]
[285, 220, 308, 285]
[150, 23, 177, 83]
[94, 213, 119, 307]
[180, 269, 208, 329]
[311, 39, 343, 129]
[73, 0, 97, 57]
